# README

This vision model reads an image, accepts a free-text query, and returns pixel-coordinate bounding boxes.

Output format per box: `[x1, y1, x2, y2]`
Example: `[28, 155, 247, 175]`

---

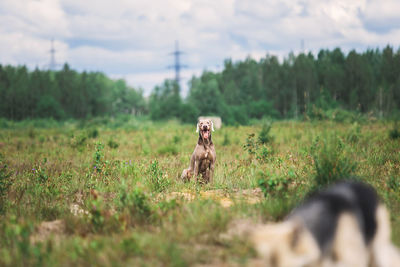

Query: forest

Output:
[1, 45, 400, 124]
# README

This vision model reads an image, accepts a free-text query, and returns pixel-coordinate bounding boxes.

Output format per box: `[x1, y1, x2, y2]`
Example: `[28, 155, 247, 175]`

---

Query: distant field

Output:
[0, 119, 399, 266]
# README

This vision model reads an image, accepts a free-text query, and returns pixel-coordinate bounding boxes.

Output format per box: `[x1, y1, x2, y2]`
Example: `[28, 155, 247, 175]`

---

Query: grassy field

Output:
[0, 118, 399, 266]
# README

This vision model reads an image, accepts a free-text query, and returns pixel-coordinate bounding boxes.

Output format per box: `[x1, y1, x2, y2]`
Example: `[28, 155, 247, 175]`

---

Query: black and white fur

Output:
[251, 181, 400, 267]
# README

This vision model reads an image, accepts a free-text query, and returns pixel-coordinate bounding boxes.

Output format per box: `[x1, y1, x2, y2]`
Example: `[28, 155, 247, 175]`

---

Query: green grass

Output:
[0, 118, 399, 266]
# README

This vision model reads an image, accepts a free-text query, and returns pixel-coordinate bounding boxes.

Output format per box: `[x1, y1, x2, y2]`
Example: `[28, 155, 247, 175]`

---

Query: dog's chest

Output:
[199, 146, 214, 161]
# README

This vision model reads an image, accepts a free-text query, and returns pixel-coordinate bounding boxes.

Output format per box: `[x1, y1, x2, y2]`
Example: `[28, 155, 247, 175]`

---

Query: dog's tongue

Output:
[203, 131, 209, 139]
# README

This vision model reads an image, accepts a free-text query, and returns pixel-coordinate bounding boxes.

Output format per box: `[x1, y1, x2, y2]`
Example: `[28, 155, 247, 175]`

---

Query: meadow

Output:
[0, 117, 399, 266]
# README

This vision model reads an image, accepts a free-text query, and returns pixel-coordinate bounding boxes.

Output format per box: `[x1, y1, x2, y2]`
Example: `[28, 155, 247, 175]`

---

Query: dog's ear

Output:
[211, 120, 215, 132]
[196, 122, 200, 133]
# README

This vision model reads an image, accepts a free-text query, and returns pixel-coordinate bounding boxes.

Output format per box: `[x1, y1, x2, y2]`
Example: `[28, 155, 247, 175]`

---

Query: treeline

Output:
[0, 64, 146, 120]
[1, 46, 400, 124]
[151, 45, 400, 124]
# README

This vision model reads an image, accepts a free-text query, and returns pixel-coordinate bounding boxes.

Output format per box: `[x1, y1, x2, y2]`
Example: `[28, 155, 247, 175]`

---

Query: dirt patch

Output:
[163, 188, 264, 208]
[30, 219, 66, 244]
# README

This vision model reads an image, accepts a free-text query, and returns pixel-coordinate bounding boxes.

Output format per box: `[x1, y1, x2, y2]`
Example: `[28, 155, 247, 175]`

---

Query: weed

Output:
[346, 122, 361, 143]
[71, 132, 87, 151]
[38, 135, 46, 143]
[172, 135, 181, 144]
[107, 139, 119, 149]
[118, 185, 153, 226]
[0, 153, 12, 213]
[28, 128, 35, 139]
[258, 120, 273, 144]
[389, 122, 400, 140]
[311, 134, 357, 189]
[87, 128, 99, 139]
[222, 132, 231, 146]
[256, 145, 272, 162]
[257, 171, 293, 198]
[147, 160, 170, 193]
[388, 175, 400, 192]
[243, 133, 258, 156]
[93, 142, 105, 173]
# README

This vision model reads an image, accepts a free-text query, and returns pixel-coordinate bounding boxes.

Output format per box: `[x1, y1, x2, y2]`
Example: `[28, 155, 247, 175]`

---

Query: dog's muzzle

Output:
[202, 126, 210, 139]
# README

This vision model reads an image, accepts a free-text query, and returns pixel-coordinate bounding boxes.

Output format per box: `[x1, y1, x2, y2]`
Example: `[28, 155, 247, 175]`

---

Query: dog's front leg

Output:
[209, 161, 215, 184]
[193, 158, 199, 183]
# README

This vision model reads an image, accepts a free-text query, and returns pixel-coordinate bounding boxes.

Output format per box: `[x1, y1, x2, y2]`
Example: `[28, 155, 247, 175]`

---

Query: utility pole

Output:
[168, 40, 187, 88]
[49, 39, 57, 71]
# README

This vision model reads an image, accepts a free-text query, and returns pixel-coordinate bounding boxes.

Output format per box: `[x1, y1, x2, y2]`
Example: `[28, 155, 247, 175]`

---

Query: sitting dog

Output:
[251, 181, 400, 267]
[181, 119, 216, 184]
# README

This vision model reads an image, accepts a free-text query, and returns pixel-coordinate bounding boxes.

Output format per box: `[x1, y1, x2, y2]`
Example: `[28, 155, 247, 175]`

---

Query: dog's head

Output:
[196, 119, 214, 141]
[251, 220, 320, 267]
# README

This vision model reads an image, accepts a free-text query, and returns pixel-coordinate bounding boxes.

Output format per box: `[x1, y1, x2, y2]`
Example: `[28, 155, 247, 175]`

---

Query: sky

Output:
[1, 0, 400, 96]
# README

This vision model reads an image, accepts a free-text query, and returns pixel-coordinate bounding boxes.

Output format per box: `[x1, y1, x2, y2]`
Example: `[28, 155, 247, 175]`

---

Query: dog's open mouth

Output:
[202, 130, 210, 139]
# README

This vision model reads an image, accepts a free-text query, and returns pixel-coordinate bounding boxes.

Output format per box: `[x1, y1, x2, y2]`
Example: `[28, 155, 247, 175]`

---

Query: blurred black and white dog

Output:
[251, 181, 400, 267]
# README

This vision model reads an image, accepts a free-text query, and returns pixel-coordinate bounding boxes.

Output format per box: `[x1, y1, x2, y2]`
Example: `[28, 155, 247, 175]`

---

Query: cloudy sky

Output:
[1, 0, 400, 96]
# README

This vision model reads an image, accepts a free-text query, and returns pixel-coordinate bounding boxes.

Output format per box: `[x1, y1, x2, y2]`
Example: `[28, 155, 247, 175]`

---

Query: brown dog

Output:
[181, 119, 216, 184]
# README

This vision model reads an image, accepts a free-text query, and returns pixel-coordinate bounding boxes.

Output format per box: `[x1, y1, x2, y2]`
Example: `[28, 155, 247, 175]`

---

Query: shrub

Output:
[389, 122, 400, 140]
[147, 160, 170, 193]
[257, 171, 294, 198]
[346, 122, 361, 143]
[311, 134, 357, 189]
[388, 175, 400, 192]
[70, 132, 87, 151]
[118, 185, 153, 226]
[107, 139, 119, 149]
[93, 142, 105, 173]
[222, 132, 230, 146]
[258, 120, 273, 144]
[256, 146, 272, 162]
[0, 153, 12, 213]
[243, 133, 258, 156]
[87, 128, 99, 139]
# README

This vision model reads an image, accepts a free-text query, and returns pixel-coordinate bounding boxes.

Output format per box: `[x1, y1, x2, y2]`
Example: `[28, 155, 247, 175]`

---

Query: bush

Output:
[0, 153, 12, 213]
[388, 175, 400, 192]
[257, 171, 294, 198]
[93, 142, 105, 173]
[248, 100, 280, 119]
[87, 128, 99, 139]
[311, 134, 357, 189]
[258, 120, 273, 144]
[107, 139, 119, 149]
[389, 122, 400, 140]
[346, 122, 361, 143]
[118, 185, 153, 226]
[147, 160, 170, 193]
[35, 95, 65, 120]
[222, 132, 230, 146]
[326, 108, 364, 123]
[243, 133, 258, 156]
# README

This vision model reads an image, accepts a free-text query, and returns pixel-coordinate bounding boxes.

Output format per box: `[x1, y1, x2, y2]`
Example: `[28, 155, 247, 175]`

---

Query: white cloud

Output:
[0, 0, 399, 94]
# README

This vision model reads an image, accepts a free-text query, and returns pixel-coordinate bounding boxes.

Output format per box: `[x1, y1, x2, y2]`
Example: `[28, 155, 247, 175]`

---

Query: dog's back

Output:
[252, 181, 400, 267]
[288, 181, 378, 254]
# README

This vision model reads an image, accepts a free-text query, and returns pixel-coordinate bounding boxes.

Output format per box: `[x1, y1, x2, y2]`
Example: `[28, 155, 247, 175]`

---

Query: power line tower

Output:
[48, 38, 57, 70]
[168, 40, 187, 87]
